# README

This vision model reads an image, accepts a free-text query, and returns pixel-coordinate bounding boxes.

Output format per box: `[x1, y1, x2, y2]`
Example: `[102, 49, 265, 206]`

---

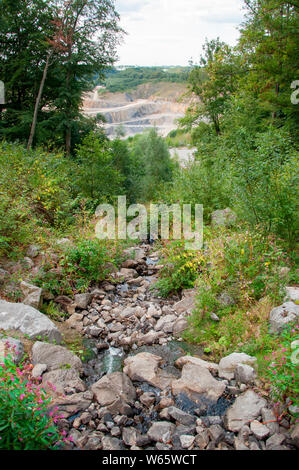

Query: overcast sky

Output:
[114, 0, 245, 66]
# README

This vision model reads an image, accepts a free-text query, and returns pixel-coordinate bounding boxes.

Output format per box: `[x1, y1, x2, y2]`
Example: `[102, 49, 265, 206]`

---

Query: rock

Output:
[290, 423, 299, 448]
[74, 293, 92, 309]
[116, 268, 138, 281]
[48, 390, 93, 418]
[172, 363, 226, 403]
[137, 331, 164, 346]
[269, 302, 299, 334]
[0, 336, 24, 363]
[208, 424, 225, 445]
[261, 407, 280, 435]
[210, 312, 220, 321]
[26, 244, 40, 258]
[180, 435, 195, 449]
[173, 318, 189, 336]
[91, 372, 136, 415]
[32, 342, 82, 372]
[168, 407, 197, 426]
[154, 314, 176, 333]
[173, 289, 197, 315]
[250, 420, 270, 440]
[266, 433, 285, 449]
[122, 427, 137, 446]
[123, 352, 172, 389]
[235, 364, 256, 384]
[23, 257, 34, 269]
[218, 352, 257, 380]
[175, 355, 219, 375]
[211, 208, 237, 227]
[102, 436, 123, 450]
[20, 281, 43, 309]
[42, 368, 86, 395]
[139, 392, 156, 407]
[285, 286, 299, 303]
[224, 390, 267, 432]
[32, 363, 48, 378]
[121, 259, 138, 269]
[123, 247, 146, 261]
[120, 306, 139, 319]
[194, 431, 210, 449]
[0, 300, 62, 343]
[147, 421, 176, 444]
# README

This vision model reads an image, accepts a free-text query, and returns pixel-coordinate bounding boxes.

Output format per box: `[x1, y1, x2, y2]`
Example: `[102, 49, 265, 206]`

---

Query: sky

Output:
[114, 0, 246, 66]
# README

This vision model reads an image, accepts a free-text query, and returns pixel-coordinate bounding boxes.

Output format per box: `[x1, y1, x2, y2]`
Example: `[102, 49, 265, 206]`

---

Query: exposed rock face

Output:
[91, 372, 136, 414]
[171, 363, 226, 403]
[269, 301, 299, 334]
[211, 208, 237, 227]
[20, 281, 43, 309]
[224, 391, 267, 432]
[32, 342, 83, 372]
[0, 300, 62, 343]
[218, 353, 257, 380]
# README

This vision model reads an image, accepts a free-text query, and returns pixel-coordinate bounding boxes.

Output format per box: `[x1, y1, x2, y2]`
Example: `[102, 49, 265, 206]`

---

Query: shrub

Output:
[264, 323, 299, 413]
[0, 352, 63, 450]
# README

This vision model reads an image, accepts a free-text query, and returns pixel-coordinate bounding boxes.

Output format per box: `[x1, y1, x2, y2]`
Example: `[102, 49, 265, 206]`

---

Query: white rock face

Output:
[218, 352, 257, 380]
[269, 301, 299, 334]
[0, 300, 62, 343]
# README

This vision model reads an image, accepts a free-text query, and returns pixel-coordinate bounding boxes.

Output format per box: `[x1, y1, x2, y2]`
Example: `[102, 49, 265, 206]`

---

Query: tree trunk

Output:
[27, 50, 53, 150]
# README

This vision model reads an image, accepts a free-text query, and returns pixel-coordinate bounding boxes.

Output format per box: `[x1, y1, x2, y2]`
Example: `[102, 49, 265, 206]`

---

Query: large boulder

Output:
[173, 318, 189, 336]
[42, 368, 86, 395]
[91, 372, 136, 415]
[269, 302, 299, 334]
[224, 390, 267, 432]
[48, 390, 93, 419]
[211, 208, 237, 227]
[123, 352, 174, 389]
[171, 363, 226, 403]
[0, 300, 62, 343]
[218, 352, 257, 380]
[32, 342, 82, 372]
[20, 281, 43, 309]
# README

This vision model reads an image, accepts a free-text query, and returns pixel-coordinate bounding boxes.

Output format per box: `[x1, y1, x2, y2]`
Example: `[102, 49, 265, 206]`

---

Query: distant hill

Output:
[101, 66, 191, 93]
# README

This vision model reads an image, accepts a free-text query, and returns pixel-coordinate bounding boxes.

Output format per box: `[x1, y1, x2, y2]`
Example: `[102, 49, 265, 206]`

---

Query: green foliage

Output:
[0, 353, 63, 450]
[34, 238, 124, 296]
[264, 323, 299, 411]
[103, 66, 190, 93]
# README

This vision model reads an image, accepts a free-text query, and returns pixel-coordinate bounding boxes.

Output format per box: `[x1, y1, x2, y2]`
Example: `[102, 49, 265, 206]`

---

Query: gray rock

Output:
[42, 368, 86, 395]
[285, 286, 299, 303]
[172, 363, 226, 403]
[0, 336, 24, 363]
[173, 318, 189, 336]
[261, 407, 280, 435]
[250, 420, 270, 440]
[218, 352, 257, 380]
[0, 300, 62, 343]
[91, 372, 136, 415]
[194, 431, 210, 449]
[175, 355, 219, 375]
[147, 421, 176, 443]
[269, 302, 299, 334]
[290, 423, 299, 448]
[102, 436, 123, 450]
[210, 312, 220, 321]
[32, 341, 82, 372]
[74, 293, 92, 309]
[123, 352, 174, 389]
[154, 314, 176, 333]
[32, 363, 48, 378]
[211, 208, 237, 227]
[266, 433, 285, 449]
[168, 407, 197, 426]
[208, 424, 225, 445]
[179, 435, 195, 449]
[224, 390, 267, 432]
[173, 289, 197, 315]
[48, 390, 93, 419]
[122, 427, 137, 446]
[235, 363, 256, 384]
[20, 281, 43, 309]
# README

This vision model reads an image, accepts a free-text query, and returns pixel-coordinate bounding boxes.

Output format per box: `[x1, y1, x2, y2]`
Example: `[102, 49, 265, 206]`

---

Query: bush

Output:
[0, 352, 63, 450]
[264, 323, 299, 413]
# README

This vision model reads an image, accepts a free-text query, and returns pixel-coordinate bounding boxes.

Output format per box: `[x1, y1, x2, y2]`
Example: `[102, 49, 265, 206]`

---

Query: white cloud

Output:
[114, 0, 245, 65]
